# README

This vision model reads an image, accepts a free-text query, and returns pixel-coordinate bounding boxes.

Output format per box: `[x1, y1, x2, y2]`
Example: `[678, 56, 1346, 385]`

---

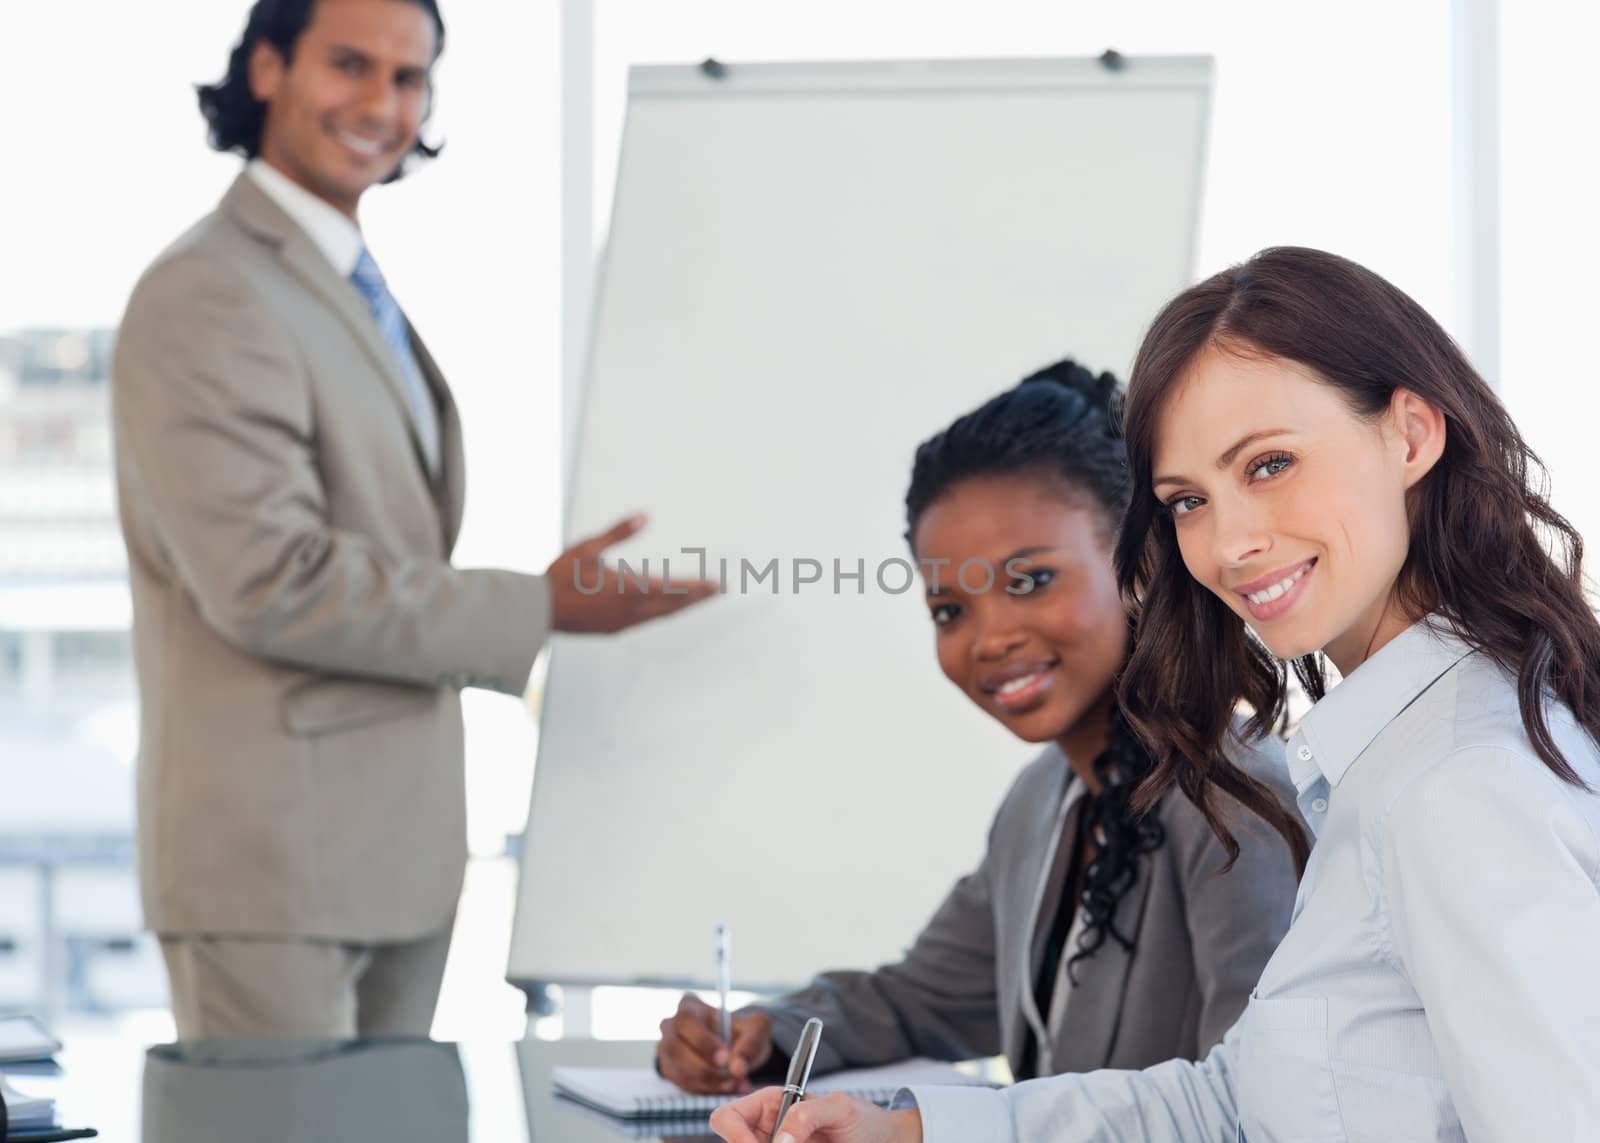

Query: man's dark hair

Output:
[196, 0, 445, 182]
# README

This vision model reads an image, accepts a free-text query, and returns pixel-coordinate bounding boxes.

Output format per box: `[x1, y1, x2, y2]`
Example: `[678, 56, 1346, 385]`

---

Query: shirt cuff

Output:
[894, 1084, 1013, 1143]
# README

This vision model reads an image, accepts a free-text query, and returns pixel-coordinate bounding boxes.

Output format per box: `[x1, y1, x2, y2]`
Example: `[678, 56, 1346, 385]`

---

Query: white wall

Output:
[1500, 2, 1600, 560]
[592, 1, 1459, 338]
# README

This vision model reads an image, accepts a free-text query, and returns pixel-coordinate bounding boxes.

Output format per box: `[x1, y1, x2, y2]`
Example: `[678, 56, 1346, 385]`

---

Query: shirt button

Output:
[1311, 797, 1329, 813]
[1296, 744, 1314, 762]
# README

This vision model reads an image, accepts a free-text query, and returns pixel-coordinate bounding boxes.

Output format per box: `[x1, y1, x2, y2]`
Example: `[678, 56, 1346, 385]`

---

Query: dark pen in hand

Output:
[771, 1017, 823, 1138]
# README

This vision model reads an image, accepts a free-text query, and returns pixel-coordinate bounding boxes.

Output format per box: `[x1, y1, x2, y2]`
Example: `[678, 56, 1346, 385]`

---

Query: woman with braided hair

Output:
[658, 359, 1303, 1095]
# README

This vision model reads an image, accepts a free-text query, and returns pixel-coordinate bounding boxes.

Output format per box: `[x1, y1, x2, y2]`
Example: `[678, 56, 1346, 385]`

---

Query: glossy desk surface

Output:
[18, 1036, 720, 1141]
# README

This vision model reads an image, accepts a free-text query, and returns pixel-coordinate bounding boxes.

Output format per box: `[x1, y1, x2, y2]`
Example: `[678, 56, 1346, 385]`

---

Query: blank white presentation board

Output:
[509, 55, 1211, 990]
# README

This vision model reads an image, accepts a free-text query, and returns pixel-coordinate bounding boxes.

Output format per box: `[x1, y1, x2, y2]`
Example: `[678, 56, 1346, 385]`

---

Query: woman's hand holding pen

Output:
[709, 1089, 923, 1143]
[657, 993, 774, 1094]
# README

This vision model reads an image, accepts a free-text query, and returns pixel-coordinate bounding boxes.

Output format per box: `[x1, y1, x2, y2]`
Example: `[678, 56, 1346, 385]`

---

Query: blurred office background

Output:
[0, 0, 1593, 1043]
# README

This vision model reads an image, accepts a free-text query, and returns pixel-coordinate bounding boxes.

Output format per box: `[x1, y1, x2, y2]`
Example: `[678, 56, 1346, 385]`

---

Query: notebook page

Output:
[0, 1015, 61, 1064]
[551, 1057, 990, 1119]
[1, 1071, 58, 1128]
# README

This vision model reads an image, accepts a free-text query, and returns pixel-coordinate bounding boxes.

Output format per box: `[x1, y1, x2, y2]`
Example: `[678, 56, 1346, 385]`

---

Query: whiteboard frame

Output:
[519, 52, 1215, 994]
[561, 53, 1213, 541]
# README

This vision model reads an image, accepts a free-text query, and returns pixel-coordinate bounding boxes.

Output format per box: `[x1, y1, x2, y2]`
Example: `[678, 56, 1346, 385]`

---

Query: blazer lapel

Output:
[1005, 756, 1076, 1069]
[1051, 844, 1155, 1072]
[219, 174, 438, 480]
[407, 329, 465, 547]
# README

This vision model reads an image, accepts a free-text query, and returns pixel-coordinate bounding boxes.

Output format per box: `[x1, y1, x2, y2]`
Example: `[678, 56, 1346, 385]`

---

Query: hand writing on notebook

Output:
[658, 994, 773, 1093]
[709, 1089, 921, 1143]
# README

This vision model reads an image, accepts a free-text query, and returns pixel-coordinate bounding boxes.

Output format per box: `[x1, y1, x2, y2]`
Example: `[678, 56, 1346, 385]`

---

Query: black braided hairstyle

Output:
[905, 358, 1165, 981]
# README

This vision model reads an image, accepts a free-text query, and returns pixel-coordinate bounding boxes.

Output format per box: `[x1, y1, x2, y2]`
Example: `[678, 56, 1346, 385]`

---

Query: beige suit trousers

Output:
[159, 917, 454, 1039]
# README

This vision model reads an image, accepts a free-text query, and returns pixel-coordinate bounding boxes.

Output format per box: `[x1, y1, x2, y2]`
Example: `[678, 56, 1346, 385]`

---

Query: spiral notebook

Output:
[551, 1096, 721, 1139]
[551, 1057, 990, 1120]
[1, 1070, 58, 1131]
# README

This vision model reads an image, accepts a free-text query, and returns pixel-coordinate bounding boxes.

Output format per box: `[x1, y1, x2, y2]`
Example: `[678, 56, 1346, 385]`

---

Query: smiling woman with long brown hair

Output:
[712, 248, 1600, 1143]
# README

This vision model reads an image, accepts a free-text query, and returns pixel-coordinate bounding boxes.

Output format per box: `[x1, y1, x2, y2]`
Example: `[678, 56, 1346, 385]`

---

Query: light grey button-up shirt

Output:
[902, 618, 1600, 1141]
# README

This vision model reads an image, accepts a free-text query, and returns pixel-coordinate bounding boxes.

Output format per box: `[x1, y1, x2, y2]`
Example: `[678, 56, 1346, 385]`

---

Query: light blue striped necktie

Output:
[349, 247, 442, 474]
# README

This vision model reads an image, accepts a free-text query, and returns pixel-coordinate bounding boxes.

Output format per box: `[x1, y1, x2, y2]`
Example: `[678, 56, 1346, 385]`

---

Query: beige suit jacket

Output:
[112, 173, 550, 941]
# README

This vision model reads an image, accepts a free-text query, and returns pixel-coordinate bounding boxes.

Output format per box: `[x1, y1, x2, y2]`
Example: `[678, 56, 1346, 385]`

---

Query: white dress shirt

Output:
[902, 618, 1600, 1141]
[245, 159, 442, 473]
[246, 159, 364, 277]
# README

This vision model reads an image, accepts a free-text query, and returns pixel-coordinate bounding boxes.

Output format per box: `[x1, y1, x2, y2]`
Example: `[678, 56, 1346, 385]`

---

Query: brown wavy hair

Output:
[1114, 245, 1600, 871]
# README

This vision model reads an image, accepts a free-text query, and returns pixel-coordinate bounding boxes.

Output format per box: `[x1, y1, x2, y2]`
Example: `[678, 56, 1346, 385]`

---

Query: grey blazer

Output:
[757, 732, 1301, 1077]
[112, 174, 550, 942]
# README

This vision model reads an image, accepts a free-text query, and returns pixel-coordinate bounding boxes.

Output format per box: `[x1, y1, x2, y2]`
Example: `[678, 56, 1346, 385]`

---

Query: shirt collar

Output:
[245, 159, 365, 278]
[1287, 616, 1477, 791]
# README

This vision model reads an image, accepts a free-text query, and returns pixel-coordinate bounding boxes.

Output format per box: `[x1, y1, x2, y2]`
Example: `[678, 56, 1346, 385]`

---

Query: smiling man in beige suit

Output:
[111, 0, 716, 1038]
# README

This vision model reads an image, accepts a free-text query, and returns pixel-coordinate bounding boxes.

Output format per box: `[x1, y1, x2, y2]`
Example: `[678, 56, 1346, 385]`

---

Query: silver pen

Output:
[715, 922, 734, 1049]
[772, 1017, 824, 1136]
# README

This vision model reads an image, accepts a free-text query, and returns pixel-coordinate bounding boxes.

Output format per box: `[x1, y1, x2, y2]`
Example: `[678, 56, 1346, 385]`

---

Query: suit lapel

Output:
[1006, 758, 1075, 1068]
[219, 174, 439, 482]
[1051, 843, 1154, 1072]
[407, 329, 465, 547]
[1011, 753, 1157, 1074]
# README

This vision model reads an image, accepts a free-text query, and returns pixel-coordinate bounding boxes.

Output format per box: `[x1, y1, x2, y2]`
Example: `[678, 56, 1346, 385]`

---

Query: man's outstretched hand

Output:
[546, 513, 719, 634]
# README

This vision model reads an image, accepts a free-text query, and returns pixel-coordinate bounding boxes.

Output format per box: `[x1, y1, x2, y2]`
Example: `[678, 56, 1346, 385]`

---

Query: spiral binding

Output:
[633, 1086, 897, 1116]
